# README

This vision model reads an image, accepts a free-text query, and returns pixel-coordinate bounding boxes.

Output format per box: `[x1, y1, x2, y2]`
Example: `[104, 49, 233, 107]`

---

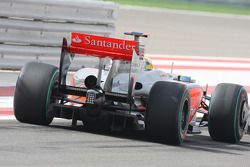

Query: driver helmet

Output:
[143, 57, 153, 71]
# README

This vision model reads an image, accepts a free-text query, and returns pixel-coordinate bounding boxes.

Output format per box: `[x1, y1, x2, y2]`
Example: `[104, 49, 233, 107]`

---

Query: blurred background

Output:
[110, 0, 250, 14]
[0, 0, 250, 90]
[0, 0, 249, 70]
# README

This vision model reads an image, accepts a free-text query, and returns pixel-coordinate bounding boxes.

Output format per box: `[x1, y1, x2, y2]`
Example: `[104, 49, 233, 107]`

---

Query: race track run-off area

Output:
[1, 55, 250, 118]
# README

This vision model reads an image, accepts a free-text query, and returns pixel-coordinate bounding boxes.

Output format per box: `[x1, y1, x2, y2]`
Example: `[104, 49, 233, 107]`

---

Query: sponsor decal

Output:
[72, 35, 82, 43]
[70, 32, 137, 60]
[71, 33, 136, 51]
[83, 35, 135, 51]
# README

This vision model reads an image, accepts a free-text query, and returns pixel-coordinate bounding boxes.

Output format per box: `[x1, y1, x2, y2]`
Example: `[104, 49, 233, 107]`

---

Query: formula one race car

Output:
[14, 32, 250, 145]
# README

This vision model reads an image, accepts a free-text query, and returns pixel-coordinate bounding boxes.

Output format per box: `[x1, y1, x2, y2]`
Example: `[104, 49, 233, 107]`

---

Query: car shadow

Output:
[49, 121, 250, 155]
[183, 134, 250, 155]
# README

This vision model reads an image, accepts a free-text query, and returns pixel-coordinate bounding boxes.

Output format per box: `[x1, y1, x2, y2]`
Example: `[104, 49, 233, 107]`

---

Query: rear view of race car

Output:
[13, 32, 250, 145]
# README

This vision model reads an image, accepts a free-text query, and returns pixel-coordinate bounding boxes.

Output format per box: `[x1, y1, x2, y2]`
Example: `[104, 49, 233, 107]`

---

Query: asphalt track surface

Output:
[0, 119, 249, 167]
[1, 6, 250, 167]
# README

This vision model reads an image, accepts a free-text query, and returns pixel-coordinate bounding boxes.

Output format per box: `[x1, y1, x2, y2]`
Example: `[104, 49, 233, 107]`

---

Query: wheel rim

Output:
[238, 100, 247, 135]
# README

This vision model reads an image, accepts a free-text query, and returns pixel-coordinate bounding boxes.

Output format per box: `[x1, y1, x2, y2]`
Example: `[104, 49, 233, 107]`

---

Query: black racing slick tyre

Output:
[208, 83, 248, 143]
[146, 81, 190, 145]
[14, 62, 59, 125]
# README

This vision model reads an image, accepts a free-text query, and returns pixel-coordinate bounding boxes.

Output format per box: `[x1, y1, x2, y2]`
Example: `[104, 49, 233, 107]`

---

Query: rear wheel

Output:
[146, 81, 190, 145]
[208, 83, 248, 143]
[14, 62, 58, 125]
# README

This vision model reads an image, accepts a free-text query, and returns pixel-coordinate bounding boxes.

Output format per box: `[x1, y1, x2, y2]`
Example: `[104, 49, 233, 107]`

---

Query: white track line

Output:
[0, 115, 15, 120]
[0, 96, 13, 108]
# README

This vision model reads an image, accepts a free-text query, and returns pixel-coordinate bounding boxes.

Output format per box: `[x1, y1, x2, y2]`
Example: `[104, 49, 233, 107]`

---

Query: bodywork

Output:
[50, 32, 204, 131]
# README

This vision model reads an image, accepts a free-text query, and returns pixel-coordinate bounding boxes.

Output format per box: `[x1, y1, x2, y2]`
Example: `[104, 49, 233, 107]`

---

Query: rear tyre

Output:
[14, 62, 59, 125]
[146, 81, 190, 145]
[208, 83, 248, 143]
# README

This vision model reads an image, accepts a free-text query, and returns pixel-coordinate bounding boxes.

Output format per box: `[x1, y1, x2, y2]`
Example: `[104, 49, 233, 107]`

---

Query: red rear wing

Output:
[69, 32, 137, 61]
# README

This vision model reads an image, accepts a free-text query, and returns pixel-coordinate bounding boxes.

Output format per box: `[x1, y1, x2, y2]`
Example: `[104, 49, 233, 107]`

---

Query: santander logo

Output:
[72, 34, 136, 51]
[72, 35, 82, 43]
[70, 33, 137, 60]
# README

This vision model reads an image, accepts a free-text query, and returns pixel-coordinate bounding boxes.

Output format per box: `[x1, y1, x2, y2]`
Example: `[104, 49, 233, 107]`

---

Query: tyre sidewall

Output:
[14, 62, 58, 125]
